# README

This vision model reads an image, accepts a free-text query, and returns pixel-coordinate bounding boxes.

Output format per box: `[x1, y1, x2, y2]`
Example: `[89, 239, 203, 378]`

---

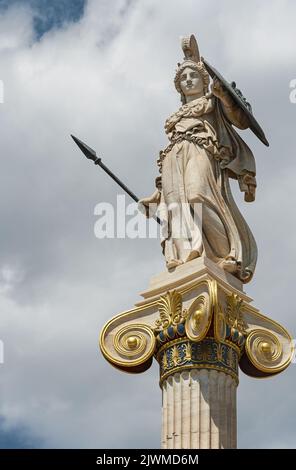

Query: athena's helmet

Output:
[174, 35, 210, 103]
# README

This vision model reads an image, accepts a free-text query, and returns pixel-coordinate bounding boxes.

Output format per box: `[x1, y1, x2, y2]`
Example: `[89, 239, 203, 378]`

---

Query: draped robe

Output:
[157, 94, 257, 282]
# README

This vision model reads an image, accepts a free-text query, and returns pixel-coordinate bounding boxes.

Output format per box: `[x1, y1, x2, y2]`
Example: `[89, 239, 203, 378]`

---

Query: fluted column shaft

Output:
[161, 369, 237, 449]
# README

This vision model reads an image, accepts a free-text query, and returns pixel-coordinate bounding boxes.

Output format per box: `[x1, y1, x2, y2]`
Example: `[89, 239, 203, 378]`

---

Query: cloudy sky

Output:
[0, 0, 295, 449]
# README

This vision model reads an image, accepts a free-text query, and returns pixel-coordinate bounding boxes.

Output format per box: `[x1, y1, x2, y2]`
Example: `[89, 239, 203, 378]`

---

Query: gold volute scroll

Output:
[100, 317, 156, 373]
[244, 329, 293, 376]
[185, 293, 212, 342]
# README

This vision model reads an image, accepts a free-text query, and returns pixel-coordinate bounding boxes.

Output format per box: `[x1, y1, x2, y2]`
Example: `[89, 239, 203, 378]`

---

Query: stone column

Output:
[161, 370, 237, 449]
[100, 259, 294, 450]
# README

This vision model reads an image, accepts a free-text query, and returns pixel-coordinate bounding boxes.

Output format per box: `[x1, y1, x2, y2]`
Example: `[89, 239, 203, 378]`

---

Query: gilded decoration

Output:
[100, 274, 294, 378]
[157, 337, 239, 385]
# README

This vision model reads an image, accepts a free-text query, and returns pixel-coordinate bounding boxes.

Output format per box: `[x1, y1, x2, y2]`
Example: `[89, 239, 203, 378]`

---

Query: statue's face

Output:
[179, 66, 203, 98]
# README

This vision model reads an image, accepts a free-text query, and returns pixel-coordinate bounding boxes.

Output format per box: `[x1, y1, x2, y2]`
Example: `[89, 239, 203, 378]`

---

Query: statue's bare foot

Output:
[185, 250, 201, 262]
[166, 259, 184, 270]
[220, 257, 238, 273]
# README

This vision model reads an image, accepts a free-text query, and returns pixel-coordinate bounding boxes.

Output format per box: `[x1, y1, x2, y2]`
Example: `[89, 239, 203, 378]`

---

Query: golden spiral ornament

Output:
[114, 324, 154, 360]
[114, 330, 147, 357]
[185, 294, 211, 341]
[245, 329, 284, 373]
[100, 322, 156, 371]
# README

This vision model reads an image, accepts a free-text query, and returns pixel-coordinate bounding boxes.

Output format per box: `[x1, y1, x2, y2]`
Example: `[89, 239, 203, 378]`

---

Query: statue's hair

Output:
[174, 60, 210, 104]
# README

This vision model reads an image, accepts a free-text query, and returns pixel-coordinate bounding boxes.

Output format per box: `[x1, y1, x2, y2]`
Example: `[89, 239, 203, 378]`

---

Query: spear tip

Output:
[71, 134, 97, 162]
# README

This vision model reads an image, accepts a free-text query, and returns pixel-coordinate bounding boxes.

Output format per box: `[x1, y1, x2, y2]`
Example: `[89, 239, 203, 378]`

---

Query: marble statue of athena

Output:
[139, 35, 257, 283]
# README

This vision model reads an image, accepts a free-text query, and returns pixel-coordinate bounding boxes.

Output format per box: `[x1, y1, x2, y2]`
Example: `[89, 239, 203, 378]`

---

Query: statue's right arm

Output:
[138, 189, 161, 218]
[212, 78, 249, 129]
[221, 97, 250, 129]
